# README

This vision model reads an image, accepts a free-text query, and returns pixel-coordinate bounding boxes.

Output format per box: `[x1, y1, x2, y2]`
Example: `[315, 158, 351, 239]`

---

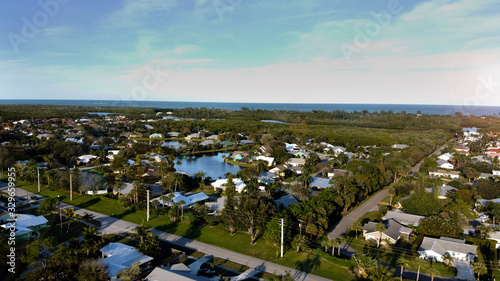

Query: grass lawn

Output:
[12, 179, 354, 280]
[224, 158, 257, 168]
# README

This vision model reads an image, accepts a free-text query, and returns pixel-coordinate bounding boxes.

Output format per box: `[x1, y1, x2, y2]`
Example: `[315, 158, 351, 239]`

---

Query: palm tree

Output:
[319, 237, 329, 252]
[427, 266, 439, 281]
[335, 237, 345, 256]
[82, 226, 99, 256]
[442, 254, 453, 266]
[63, 208, 76, 233]
[133, 223, 149, 243]
[371, 264, 395, 281]
[330, 238, 340, 256]
[388, 187, 396, 206]
[350, 221, 362, 238]
[415, 258, 424, 281]
[396, 256, 409, 281]
[472, 262, 487, 280]
[113, 181, 124, 198]
[375, 222, 386, 248]
[178, 200, 186, 222]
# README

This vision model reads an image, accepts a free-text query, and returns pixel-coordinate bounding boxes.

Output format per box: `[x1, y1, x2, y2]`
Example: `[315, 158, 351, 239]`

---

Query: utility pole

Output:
[147, 189, 150, 221]
[70, 173, 73, 201]
[281, 218, 284, 258]
[37, 166, 40, 193]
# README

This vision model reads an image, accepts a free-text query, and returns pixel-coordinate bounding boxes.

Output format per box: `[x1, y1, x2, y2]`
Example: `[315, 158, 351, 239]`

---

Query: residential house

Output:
[78, 154, 98, 164]
[493, 170, 500, 176]
[145, 264, 206, 281]
[144, 125, 154, 130]
[254, 156, 275, 166]
[437, 159, 454, 169]
[488, 231, 500, 249]
[211, 178, 246, 193]
[205, 196, 226, 216]
[471, 155, 492, 165]
[65, 137, 84, 144]
[418, 236, 477, 262]
[310, 177, 333, 189]
[382, 210, 425, 226]
[287, 158, 306, 167]
[425, 184, 457, 199]
[476, 198, 500, 206]
[1, 214, 49, 240]
[185, 133, 200, 140]
[232, 151, 249, 161]
[479, 173, 494, 179]
[438, 153, 454, 161]
[218, 141, 234, 147]
[258, 172, 278, 185]
[153, 192, 209, 208]
[269, 165, 289, 177]
[113, 182, 135, 196]
[259, 145, 273, 156]
[100, 243, 153, 280]
[200, 140, 214, 147]
[328, 169, 348, 178]
[168, 132, 180, 138]
[289, 166, 304, 175]
[463, 127, 481, 141]
[453, 146, 470, 155]
[239, 140, 255, 146]
[275, 194, 299, 208]
[150, 133, 163, 138]
[392, 144, 409, 149]
[205, 134, 219, 140]
[285, 143, 301, 152]
[429, 170, 460, 179]
[37, 133, 54, 139]
[362, 219, 413, 245]
[487, 148, 500, 159]
[107, 150, 120, 161]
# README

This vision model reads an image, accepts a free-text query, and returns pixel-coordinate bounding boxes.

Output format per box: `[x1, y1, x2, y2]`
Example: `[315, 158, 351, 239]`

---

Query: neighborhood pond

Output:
[174, 152, 242, 180]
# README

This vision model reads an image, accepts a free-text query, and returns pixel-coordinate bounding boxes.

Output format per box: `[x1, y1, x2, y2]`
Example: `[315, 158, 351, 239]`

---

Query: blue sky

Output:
[1, 0, 500, 105]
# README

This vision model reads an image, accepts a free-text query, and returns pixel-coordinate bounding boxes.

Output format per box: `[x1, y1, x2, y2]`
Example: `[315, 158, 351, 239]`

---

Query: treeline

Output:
[2, 104, 498, 132]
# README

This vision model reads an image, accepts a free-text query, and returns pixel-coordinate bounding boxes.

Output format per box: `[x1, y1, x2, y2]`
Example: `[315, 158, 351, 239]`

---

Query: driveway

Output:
[453, 260, 475, 281]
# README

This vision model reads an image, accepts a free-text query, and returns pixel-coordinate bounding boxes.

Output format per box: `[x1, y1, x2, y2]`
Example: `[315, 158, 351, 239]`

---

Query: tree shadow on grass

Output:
[183, 224, 202, 240]
[156, 221, 179, 236]
[294, 252, 321, 280]
[76, 198, 101, 209]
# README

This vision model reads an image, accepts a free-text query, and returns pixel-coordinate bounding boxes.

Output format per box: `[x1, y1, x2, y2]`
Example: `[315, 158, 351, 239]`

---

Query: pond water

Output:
[88, 112, 119, 116]
[261, 119, 290, 124]
[174, 152, 241, 180]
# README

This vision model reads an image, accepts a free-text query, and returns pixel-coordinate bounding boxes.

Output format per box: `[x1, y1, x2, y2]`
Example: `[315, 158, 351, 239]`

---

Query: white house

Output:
[382, 210, 425, 227]
[287, 158, 306, 167]
[78, 154, 98, 164]
[185, 133, 200, 140]
[211, 178, 246, 193]
[145, 264, 200, 281]
[153, 192, 209, 207]
[100, 243, 153, 280]
[493, 170, 500, 176]
[254, 156, 275, 166]
[205, 196, 226, 216]
[418, 236, 477, 262]
[392, 144, 409, 149]
[1, 214, 49, 239]
[438, 153, 453, 161]
[437, 159, 454, 170]
[429, 170, 460, 179]
[149, 133, 163, 138]
[488, 232, 500, 249]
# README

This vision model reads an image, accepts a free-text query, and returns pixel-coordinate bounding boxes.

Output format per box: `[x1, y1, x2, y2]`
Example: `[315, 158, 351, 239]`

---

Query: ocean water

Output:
[2, 99, 500, 116]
